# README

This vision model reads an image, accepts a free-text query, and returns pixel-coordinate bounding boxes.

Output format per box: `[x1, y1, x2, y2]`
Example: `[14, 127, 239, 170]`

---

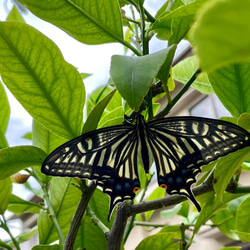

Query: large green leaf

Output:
[0, 22, 85, 139]
[0, 177, 12, 214]
[32, 120, 67, 183]
[191, 0, 250, 72]
[236, 197, 250, 239]
[211, 195, 249, 240]
[110, 46, 176, 111]
[74, 216, 108, 249]
[7, 194, 40, 215]
[0, 80, 10, 133]
[18, 0, 123, 45]
[173, 56, 213, 94]
[214, 147, 250, 201]
[38, 178, 81, 244]
[0, 129, 8, 149]
[0, 146, 47, 180]
[208, 62, 250, 117]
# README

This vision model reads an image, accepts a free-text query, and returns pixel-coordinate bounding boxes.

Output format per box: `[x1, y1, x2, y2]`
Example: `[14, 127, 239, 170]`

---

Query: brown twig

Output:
[64, 181, 96, 250]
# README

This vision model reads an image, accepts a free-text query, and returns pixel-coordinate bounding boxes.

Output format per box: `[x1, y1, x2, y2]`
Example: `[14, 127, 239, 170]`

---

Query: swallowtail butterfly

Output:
[41, 115, 250, 220]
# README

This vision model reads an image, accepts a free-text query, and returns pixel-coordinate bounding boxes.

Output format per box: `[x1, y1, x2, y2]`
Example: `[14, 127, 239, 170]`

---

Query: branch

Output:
[64, 181, 96, 250]
[106, 202, 130, 250]
[106, 174, 214, 250]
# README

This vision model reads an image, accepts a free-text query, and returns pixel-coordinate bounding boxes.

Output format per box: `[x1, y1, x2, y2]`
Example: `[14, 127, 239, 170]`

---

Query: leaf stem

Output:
[32, 170, 65, 247]
[0, 215, 21, 250]
[86, 205, 109, 234]
[138, 0, 148, 55]
[154, 68, 201, 118]
[42, 183, 65, 246]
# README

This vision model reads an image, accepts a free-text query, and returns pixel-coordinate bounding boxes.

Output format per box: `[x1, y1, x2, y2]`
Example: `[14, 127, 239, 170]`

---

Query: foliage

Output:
[0, 0, 250, 249]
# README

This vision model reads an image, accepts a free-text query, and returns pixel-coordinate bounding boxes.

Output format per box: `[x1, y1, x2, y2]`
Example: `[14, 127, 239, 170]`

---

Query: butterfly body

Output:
[42, 115, 250, 220]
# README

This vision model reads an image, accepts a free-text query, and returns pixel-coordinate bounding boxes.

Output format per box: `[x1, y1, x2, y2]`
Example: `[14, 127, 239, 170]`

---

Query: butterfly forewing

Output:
[147, 117, 250, 210]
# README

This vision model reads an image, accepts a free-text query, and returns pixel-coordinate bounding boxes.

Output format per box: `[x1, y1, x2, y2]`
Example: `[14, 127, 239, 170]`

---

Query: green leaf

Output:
[7, 194, 40, 215]
[0, 146, 47, 180]
[74, 216, 108, 249]
[0, 80, 10, 133]
[177, 201, 190, 218]
[208, 62, 250, 117]
[83, 89, 116, 133]
[0, 129, 8, 149]
[145, 187, 165, 221]
[157, 45, 177, 85]
[98, 106, 124, 128]
[7, 5, 25, 22]
[85, 85, 113, 117]
[236, 197, 250, 238]
[0, 177, 12, 214]
[89, 188, 115, 226]
[32, 244, 61, 250]
[0, 239, 12, 250]
[214, 147, 250, 201]
[0, 22, 85, 139]
[173, 56, 213, 94]
[193, 192, 246, 238]
[191, 0, 250, 72]
[38, 178, 81, 244]
[152, 0, 209, 42]
[32, 120, 67, 183]
[32, 120, 67, 154]
[238, 113, 250, 131]
[14, 226, 38, 243]
[18, 0, 123, 45]
[160, 204, 182, 220]
[136, 226, 181, 250]
[211, 195, 248, 240]
[231, 231, 250, 244]
[110, 46, 176, 111]
[22, 132, 32, 140]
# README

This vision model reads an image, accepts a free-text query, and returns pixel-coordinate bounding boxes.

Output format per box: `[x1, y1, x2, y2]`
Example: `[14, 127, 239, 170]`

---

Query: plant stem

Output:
[42, 183, 65, 246]
[0, 215, 21, 250]
[86, 205, 109, 234]
[154, 68, 201, 119]
[133, 221, 165, 228]
[32, 169, 65, 246]
[138, 0, 148, 55]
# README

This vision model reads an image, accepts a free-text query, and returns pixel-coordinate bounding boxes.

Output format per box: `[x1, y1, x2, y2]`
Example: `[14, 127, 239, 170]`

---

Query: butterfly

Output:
[41, 115, 250, 220]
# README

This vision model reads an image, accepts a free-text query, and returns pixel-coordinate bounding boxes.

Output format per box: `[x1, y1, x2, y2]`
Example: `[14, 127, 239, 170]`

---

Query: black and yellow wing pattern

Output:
[42, 115, 250, 219]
